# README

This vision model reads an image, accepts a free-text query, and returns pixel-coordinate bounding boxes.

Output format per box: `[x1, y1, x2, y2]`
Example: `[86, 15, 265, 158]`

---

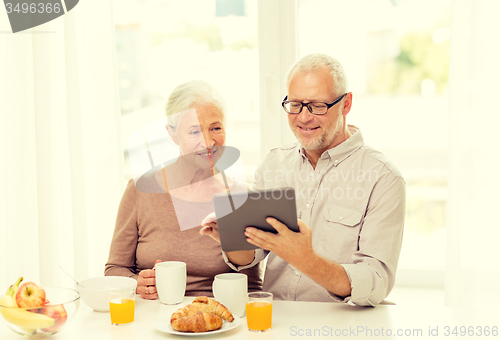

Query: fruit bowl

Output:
[0, 286, 80, 337]
[77, 276, 137, 312]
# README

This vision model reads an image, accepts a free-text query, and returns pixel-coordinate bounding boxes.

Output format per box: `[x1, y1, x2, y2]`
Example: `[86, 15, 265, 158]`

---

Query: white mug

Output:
[155, 261, 186, 305]
[212, 273, 247, 317]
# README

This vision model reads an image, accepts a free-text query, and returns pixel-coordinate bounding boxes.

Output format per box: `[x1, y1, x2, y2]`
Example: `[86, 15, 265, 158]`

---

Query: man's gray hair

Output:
[165, 80, 226, 133]
[285, 53, 348, 96]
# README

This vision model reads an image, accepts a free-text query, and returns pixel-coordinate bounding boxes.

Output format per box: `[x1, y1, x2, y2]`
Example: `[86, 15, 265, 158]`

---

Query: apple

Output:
[39, 305, 67, 332]
[15, 282, 46, 308]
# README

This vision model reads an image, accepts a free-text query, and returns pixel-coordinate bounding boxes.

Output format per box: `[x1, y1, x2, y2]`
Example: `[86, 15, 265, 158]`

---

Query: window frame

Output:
[257, 0, 446, 290]
[257, 0, 298, 156]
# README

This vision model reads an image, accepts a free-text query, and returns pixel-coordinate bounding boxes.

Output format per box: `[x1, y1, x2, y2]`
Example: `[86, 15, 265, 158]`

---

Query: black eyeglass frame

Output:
[281, 93, 347, 115]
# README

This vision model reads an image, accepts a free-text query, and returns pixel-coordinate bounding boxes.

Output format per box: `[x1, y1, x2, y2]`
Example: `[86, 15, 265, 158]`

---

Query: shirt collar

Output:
[298, 125, 364, 166]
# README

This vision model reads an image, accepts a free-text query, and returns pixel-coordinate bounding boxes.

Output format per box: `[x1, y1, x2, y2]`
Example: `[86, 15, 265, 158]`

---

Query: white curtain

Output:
[446, 0, 500, 307]
[0, 1, 123, 289]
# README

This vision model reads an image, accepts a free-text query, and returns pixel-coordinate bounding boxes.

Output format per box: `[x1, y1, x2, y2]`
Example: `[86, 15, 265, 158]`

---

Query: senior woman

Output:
[105, 80, 262, 299]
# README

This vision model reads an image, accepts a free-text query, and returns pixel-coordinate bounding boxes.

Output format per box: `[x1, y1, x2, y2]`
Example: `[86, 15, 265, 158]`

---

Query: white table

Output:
[2, 296, 499, 339]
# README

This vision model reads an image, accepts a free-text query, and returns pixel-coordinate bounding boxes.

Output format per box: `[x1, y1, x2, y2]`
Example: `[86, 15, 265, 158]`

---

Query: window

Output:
[114, 0, 450, 284]
[114, 0, 260, 184]
[297, 0, 450, 278]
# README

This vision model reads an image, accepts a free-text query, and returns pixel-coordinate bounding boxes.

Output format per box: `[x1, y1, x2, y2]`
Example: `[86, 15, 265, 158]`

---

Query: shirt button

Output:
[295, 270, 300, 276]
[306, 203, 311, 208]
[334, 160, 339, 165]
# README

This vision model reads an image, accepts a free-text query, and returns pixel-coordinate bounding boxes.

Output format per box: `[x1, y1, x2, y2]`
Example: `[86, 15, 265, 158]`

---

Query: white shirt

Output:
[226, 126, 406, 306]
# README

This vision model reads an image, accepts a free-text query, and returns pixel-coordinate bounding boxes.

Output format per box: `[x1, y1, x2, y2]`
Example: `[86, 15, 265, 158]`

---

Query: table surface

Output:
[1, 296, 499, 339]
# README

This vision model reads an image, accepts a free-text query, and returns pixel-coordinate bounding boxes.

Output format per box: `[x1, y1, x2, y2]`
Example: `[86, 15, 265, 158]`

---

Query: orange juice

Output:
[246, 301, 272, 331]
[109, 298, 135, 324]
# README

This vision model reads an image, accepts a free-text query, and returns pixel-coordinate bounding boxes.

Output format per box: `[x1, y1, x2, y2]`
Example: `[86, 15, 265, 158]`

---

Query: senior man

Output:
[202, 53, 405, 306]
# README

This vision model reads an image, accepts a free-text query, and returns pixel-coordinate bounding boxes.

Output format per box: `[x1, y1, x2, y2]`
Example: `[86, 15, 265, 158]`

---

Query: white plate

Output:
[154, 315, 241, 336]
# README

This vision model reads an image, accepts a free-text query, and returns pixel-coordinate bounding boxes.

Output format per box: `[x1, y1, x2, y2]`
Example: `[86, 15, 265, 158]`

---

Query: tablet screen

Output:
[213, 188, 298, 252]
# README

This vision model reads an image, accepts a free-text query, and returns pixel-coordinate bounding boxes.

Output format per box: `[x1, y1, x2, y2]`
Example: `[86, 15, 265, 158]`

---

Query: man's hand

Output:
[136, 259, 162, 300]
[245, 218, 315, 267]
[246, 218, 351, 297]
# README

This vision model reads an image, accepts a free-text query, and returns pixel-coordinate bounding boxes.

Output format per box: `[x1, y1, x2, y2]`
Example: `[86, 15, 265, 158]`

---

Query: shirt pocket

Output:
[317, 204, 363, 263]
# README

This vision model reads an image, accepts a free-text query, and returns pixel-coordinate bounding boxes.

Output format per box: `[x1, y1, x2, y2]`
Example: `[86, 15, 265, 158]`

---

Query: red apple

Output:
[39, 305, 67, 332]
[15, 282, 46, 308]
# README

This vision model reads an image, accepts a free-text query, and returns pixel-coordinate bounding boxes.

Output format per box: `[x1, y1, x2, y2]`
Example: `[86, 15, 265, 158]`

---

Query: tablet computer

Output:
[213, 187, 299, 252]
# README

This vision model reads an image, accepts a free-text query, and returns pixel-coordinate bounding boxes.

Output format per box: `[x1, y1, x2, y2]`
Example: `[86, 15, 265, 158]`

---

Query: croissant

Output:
[170, 296, 234, 333]
[171, 311, 223, 333]
[189, 296, 234, 322]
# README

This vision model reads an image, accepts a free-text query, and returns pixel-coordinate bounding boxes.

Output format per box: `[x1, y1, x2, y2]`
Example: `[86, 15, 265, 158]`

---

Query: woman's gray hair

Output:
[165, 80, 226, 134]
[285, 53, 348, 96]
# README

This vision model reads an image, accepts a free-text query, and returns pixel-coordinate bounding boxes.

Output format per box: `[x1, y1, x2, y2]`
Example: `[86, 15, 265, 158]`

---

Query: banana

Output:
[0, 277, 54, 334]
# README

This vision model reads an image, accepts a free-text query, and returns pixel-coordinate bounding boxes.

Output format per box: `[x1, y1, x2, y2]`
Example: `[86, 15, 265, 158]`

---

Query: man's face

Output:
[287, 67, 350, 155]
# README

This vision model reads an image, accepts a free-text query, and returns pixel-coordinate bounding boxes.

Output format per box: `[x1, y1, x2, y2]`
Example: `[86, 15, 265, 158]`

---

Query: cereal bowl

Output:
[77, 277, 137, 312]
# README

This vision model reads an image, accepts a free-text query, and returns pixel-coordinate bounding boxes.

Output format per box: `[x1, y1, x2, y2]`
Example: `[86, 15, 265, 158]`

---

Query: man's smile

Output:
[298, 126, 320, 133]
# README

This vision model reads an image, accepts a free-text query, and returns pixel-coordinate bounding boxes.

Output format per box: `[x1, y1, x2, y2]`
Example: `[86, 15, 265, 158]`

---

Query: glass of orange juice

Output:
[109, 287, 135, 325]
[246, 292, 273, 332]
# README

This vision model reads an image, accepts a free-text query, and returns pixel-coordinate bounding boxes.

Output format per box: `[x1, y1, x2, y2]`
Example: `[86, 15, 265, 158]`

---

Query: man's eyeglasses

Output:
[282, 93, 347, 115]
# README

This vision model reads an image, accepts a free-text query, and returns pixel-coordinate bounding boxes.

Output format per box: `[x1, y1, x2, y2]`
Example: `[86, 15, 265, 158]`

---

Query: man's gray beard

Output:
[294, 116, 344, 152]
[297, 135, 324, 151]
[294, 130, 331, 152]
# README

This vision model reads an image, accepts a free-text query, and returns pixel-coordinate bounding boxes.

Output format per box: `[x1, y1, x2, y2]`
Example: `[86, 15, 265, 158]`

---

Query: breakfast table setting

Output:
[2, 282, 500, 339]
[58, 299, 500, 340]
[2, 266, 500, 339]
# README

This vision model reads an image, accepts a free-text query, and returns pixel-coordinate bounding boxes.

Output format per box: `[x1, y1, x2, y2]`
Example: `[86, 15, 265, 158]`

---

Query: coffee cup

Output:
[155, 261, 186, 305]
[212, 273, 247, 317]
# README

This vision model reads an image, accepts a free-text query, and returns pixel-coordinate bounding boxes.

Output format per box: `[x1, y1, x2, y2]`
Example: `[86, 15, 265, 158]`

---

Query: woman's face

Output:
[171, 104, 226, 171]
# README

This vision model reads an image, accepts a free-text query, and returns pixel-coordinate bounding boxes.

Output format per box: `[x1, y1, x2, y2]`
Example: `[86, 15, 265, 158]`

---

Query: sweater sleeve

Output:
[104, 179, 140, 279]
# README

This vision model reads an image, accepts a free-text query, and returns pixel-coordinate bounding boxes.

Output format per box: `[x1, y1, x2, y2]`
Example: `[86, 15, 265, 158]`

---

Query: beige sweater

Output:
[105, 172, 262, 296]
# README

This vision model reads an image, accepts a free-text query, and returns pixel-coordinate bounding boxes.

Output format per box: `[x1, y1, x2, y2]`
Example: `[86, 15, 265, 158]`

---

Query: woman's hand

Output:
[200, 212, 255, 265]
[199, 212, 220, 243]
[136, 259, 162, 300]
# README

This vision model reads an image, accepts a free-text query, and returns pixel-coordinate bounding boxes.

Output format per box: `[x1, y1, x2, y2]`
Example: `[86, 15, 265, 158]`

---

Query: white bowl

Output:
[76, 277, 137, 312]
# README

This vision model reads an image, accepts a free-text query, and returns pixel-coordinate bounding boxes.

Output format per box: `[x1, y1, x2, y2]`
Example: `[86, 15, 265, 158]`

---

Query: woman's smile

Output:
[196, 148, 216, 158]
